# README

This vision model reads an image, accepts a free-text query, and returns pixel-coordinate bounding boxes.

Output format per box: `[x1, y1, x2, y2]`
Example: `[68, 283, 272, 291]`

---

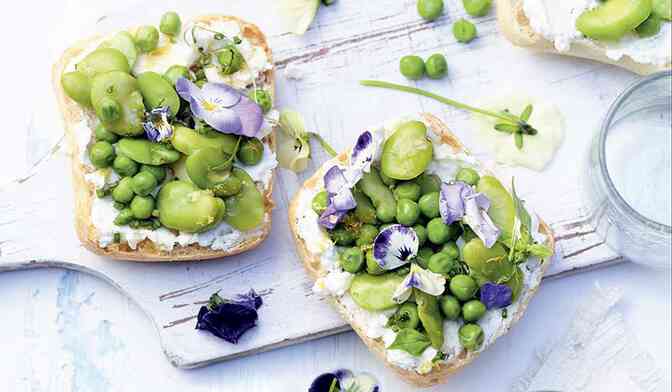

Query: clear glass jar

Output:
[585, 71, 671, 269]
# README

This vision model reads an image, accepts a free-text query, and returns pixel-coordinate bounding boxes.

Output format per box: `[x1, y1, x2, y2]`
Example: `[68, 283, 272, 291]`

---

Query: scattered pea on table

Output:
[417, 0, 444, 21]
[425, 53, 448, 79]
[135, 25, 159, 53]
[399, 55, 426, 80]
[462, 0, 492, 17]
[453, 18, 477, 43]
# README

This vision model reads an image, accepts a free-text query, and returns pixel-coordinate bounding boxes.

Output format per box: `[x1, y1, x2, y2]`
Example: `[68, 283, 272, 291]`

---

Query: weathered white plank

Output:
[0, 0, 639, 368]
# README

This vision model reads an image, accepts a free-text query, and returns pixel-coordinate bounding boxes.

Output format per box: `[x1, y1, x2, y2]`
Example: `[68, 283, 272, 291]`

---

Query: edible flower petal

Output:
[143, 106, 173, 142]
[175, 77, 263, 137]
[318, 203, 348, 230]
[348, 130, 376, 183]
[318, 166, 357, 229]
[373, 224, 419, 270]
[479, 282, 513, 309]
[276, 110, 311, 172]
[195, 289, 263, 344]
[392, 264, 446, 303]
[309, 369, 380, 392]
[440, 181, 500, 248]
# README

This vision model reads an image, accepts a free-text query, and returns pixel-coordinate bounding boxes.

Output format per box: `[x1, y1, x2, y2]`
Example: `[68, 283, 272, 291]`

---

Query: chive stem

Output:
[309, 132, 338, 157]
[360, 80, 520, 124]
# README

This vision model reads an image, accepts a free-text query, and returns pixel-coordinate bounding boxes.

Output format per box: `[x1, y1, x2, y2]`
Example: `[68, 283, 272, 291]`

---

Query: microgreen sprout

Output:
[360, 80, 539, 150]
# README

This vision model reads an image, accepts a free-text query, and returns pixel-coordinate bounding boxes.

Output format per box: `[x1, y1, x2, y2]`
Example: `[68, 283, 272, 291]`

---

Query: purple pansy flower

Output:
[176, 77, 263, 137]
[319, 166, 357, 229]
[392, 263, 446, 303]
[347, 130, 376, 183]
[479, 282, 513, 309]
[195, 289, 263, 344]
[309, 369, 380, 392]
[373, 225, 419, 270]
[143, 106, 173, 142]
[440, 181, 500, 248]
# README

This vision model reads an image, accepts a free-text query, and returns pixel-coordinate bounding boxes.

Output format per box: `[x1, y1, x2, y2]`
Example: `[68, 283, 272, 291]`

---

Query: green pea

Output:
[212, 175, 243, 198]
[381, 121, 433, 181]
[116, 138, 181, 166]
[449, 274, 478, 301]
[418, 192, 440, 218]
[249, 89, 272, 113]
[427, 217, 454, 244]
[453, 18, 477, 43]
[428, 252, 456, 274]
[185, 148, 235, 193]
[340, 247, 365, 273]
[653, 0, 672, 20]
[164, 65, 190, 86]
[459, 323, 484, 350]
[135, 26, 159, 53]
[130, 195, 155, 219]
[455, 167, 480, 186]
[394, 182, 421, 201]
[349, 273, 406, 311]
[357, 224, 379, 247]
[160, 11, 181, 37]
[157, 180, 226, 233]
[441, 241, 460, 259]
[89, 141, 115, 168]
[113, 155, 139, 177]
[218, 45, 245, 75]
[396, 199, 420, 226]
[391, 303, 420, 330]
[90, 71, 145, 136]
[462, 0, 492, 17]
[98, 31, 138, 69]
[137, 71, 181, 116]
[399, 55, 425, 80]
[417, 0, 444, 21]
[353, 189, 378, 224]
[130, 171, 158, 196]
[425, 53, 448, 80]
[76, 48, 130, 79]
[462, 299, 487, 322]
[114, 208, 134, 226]
[331, 227, 356, 246]
[379, 170, 397, 187]
[171, 125, 238, 156]
[413, 224, 427, 246]
[366, 249, 386, 275]
[97, 97, 122, 122]
[416, 247, 434, 269]
[636, 15, 662, 38]
[139, 165, 167, 183]
[223, 168, 265, 230]
[94, 124, 118, 143]
[439, 295, 461, 320]
[358, 167, 397, 223]
[112, 177, 135, 203]
[417, 173, 441, 195]
[237, 138, 264, 166]
[312, 191, 328, 215]
[415, 290, 444, 349]
[61, 71, 92, 107]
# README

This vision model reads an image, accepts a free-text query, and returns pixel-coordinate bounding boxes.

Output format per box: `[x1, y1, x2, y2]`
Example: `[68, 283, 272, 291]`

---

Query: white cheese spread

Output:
[298, 115, 548, 373]
[522, 0, 672, 66]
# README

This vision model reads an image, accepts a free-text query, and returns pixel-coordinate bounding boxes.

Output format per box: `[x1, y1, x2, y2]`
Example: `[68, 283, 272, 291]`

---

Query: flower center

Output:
[200, 99, 220, 112]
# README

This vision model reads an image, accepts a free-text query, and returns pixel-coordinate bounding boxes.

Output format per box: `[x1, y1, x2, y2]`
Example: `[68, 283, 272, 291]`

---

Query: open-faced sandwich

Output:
[289, 114, 554, 387]
[54, 13, 278, 261]
[497, 0, 672, 75]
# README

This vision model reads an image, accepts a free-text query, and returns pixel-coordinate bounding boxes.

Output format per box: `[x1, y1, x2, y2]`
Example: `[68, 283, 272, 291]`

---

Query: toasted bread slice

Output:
[497, 0, 671, 75]
[53, 16, 276, 261]
[288, 113, 554, 387]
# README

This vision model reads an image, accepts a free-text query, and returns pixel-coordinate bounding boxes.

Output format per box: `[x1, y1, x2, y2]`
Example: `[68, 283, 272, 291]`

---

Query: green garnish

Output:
[360, 80, 539, 150]
[328, 378, 339, 392]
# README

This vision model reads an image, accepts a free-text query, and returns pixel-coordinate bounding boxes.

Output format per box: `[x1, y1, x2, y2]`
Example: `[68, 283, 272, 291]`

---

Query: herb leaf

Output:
[527, 243, 553, 258]
[520, 104, 533, 122]
[494, 123, 519, 134]
[515, 133, 524, 149]
[388, 328, 432, 356]
[511, 180, 532, 230]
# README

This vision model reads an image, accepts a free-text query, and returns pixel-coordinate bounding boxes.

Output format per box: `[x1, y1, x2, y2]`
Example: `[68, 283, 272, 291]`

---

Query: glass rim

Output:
[598, 70, 672, 234]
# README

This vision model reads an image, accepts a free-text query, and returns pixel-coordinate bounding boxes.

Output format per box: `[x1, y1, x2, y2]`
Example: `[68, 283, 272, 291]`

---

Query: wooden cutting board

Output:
[0, 0, 632, 368]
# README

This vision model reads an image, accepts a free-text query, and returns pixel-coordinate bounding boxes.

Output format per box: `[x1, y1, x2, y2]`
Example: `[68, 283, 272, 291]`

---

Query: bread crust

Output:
[53, 16, 276, 262]
[288, 113, 555, 387]
[496, 0, 672, 75]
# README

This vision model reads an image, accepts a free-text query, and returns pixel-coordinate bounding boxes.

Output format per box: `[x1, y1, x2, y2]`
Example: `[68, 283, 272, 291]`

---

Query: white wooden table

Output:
[0, 0, 670, 390]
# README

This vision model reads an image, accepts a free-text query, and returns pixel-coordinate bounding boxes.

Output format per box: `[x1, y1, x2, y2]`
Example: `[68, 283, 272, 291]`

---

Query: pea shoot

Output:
[360, 80, 539, 150]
